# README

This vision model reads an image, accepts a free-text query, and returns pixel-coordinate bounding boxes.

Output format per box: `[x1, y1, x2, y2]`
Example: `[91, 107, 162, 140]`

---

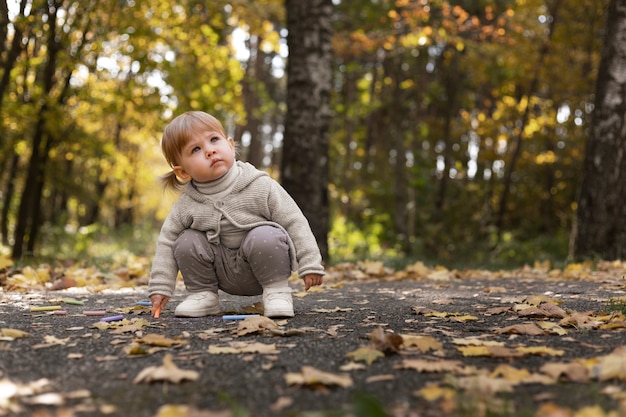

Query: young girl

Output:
[148, 111, 325, 318]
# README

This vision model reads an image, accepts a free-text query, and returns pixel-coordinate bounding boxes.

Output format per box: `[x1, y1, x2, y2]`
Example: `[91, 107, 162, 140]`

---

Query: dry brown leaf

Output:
[400, 334, 443, 353]
[541, 362, 590, 383]
[368, 326, 403, 354]
[208, 341, 280, 355]
[537, 321, 568, 335]
[559, 312, 603, 330]
[495, 323, 545, 336]
[236, 316, 278, 336]
[395, 359, 462, 373]
[590, 347, 626, 381]
[457, 345, 524, 359]
[284, 366, 353, 389]
[134, 334, 188, 347]
[133, 353, 199, 384]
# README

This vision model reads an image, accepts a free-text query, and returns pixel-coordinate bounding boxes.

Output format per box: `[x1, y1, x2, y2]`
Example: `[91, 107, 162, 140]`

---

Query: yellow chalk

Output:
[30, 305, 62, 312]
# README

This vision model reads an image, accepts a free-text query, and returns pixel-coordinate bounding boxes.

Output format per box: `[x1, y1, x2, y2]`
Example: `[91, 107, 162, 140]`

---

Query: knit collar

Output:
[193, 161, 240, 195]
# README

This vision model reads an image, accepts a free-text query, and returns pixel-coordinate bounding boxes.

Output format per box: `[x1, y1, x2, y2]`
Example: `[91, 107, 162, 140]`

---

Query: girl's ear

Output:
[172, 166, 191, 182]
[227, 137, 236, 149]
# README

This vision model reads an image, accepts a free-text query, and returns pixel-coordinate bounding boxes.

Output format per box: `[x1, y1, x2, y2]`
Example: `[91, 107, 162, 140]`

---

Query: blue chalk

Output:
[135, 301, 152, 306]
[222, 314, 260, 321]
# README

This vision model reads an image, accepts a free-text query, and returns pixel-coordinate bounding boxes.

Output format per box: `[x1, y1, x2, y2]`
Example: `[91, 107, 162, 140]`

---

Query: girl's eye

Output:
[191, 146, 201, 153]
[210, 136, 219, 142]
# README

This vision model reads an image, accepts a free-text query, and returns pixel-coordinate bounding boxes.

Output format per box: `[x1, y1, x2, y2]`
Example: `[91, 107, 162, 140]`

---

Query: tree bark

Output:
[282, 0, 333, 262]
[573, 0, 626, 260]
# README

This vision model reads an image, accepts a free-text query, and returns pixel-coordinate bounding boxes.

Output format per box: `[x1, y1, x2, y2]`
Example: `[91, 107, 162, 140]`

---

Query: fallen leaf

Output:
[590, 348, 626, 382]
[365, 374, 395, 383]
[541, 362, 590, 383]
[400, 334, 443, 353]
[368, 326, 403, 354]
[284, 366, 353, 389]
[495, 323, 545, 336]
[134, 334, 187, 347]
[133, 353, 199, 384]
[1, 328, 30, 339]
[395, 359, 462, 373]
[208, 341, 280, 355]
[236, 316, 278, 336]
[345, 346, 384, 365]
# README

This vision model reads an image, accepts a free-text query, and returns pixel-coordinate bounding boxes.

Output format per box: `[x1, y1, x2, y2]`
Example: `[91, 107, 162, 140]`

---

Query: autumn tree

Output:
[282, 0, 333, 261]
[573, 0, 626, 260]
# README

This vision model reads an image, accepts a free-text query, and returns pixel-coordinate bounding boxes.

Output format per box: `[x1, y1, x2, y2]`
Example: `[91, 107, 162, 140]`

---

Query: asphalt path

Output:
[1, 271, 626, 417]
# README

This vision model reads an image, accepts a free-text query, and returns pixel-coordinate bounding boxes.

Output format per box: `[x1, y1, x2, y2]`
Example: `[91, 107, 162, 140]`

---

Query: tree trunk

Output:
[573, 0, 626, 260]
[282, 0, 333, 262]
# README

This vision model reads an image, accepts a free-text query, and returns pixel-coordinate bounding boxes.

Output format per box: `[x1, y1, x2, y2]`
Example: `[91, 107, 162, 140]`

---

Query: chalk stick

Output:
[99, 315, 124, 322]
[222, 314, 260, 321]
[30, 305, 61, 312]
[135, 301, 152, 306]
[62, 298, 84, 305]
[83, 310, 106, 316]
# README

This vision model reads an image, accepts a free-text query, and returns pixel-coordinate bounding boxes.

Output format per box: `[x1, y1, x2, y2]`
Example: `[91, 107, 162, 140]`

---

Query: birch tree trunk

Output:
[573, 0, 626, 260]
[282, 0, 333, 261]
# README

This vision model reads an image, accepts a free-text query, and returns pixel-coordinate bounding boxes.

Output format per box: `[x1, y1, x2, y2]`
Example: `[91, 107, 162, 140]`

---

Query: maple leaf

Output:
[395, 359, 462, 373]
[457, 345, 524, 359]
[134, 334, 188, 347]
[540, 362, 590, 383]
[208, 341, 280, 355]
[537, 321, 568, 335]
[284, 366, 353, 389]
[590, 347, 626, 382]
[236, 316, 278, 336]
[368, 326, 403, 354]
[495, 323, 545, 336]
[133, 353, 199, 384]
[345, 346, 384, 365]
[400, 334, 443, 353]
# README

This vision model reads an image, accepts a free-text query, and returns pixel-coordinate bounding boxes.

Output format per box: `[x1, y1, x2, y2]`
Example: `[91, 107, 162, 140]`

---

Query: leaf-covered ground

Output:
[1, 259, 626, 417]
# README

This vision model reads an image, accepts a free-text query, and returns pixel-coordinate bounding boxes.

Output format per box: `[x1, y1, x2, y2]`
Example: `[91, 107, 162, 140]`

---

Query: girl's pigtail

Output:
[160, 170, 185, 192]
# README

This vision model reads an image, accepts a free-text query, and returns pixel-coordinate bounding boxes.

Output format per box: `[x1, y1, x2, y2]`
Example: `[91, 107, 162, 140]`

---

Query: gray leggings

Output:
[173, 226, 292, 296]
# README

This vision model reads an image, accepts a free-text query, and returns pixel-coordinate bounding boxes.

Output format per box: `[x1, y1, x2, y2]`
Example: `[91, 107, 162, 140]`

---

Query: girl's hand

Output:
[150, 294, 170, 318]
[303, 274, 324, 291]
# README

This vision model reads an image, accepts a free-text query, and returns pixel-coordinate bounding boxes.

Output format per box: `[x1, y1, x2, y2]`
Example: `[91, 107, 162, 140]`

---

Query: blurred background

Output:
[0, 0, 612, 269]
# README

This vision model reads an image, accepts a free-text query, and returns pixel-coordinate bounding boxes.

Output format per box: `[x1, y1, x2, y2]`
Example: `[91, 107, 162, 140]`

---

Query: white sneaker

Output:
[263, 287, 294, 318]
[175, 291, 221, 317]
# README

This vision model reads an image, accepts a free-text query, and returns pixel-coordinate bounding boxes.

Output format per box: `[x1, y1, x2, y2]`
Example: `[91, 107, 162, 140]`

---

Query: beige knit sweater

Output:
[148, 161, 325, 297]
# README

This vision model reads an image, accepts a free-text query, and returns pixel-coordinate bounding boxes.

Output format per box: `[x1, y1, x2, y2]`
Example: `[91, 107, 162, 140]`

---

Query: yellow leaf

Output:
[415, 385, 456, 402]
[1, 328, 30, 339]
[395, 359, 462, 373]
[400, 334, 443, 353]
[345, 346, 384, 365]
[516, 346, 564, 356]
[285, 366, 353, 388]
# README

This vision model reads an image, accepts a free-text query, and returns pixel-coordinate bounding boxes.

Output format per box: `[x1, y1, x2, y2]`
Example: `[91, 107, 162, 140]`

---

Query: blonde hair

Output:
[159, 111, 228, 190]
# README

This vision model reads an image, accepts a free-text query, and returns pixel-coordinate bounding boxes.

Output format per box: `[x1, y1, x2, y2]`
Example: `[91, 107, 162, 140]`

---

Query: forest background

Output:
[0, 0, 615, 272]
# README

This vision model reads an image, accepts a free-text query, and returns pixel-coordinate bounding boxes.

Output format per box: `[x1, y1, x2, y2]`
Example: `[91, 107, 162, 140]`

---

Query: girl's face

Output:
[173, 128, 236, 184]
